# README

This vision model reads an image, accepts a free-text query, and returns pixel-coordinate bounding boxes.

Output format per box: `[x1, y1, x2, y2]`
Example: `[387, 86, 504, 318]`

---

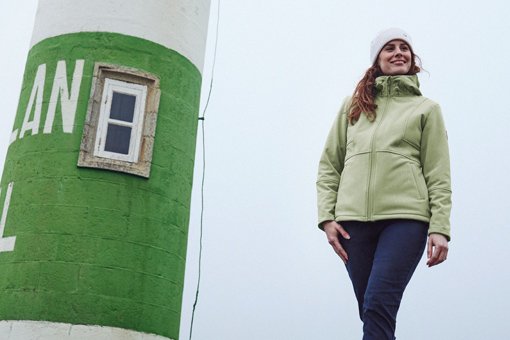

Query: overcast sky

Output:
[1, 1, 510, 339]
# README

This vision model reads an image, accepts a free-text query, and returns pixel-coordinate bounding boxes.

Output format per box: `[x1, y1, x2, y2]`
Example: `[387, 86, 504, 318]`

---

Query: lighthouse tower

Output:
[0, 1, 210, 339]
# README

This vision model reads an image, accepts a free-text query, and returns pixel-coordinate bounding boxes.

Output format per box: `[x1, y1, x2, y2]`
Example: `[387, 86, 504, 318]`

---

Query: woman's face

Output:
[377, 40, 412, 75]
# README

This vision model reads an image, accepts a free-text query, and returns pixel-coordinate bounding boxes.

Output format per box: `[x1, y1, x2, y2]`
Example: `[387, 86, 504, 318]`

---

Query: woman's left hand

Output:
[426, 233, 449, 267]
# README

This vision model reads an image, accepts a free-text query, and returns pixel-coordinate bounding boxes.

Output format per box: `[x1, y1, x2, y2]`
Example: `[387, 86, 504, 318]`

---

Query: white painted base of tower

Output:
[0, 321, 173, 340]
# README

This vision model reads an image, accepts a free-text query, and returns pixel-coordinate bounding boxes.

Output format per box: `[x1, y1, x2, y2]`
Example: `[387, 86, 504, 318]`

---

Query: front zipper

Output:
[366, 79, 390, 220]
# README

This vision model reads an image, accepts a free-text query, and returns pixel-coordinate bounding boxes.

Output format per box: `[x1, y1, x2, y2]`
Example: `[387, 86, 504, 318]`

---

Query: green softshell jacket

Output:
[317, 75, 452, 240]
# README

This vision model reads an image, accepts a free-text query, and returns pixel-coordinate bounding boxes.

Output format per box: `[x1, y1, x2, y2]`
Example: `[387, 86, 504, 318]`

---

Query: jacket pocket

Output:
[372, 153, 429, 217]
[335, 154, 369, 217]
[408, 163, 425, 199]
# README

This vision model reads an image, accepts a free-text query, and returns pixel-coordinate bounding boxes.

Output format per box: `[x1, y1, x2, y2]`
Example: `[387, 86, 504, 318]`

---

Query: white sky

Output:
[1, 1, 510, 339]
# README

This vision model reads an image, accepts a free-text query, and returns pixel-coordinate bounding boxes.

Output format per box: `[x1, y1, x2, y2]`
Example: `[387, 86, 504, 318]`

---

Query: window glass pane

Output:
[110, 92, 136, 122]
[104, 124, 132, 155]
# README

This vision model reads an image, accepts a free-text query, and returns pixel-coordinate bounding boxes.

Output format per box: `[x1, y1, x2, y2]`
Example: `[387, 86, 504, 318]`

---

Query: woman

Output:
[316, 28, 451, 340]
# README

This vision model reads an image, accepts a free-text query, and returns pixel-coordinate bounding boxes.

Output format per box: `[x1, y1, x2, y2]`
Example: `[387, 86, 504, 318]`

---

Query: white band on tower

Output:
[0, 321, 174, 340]
[30, 0, 211, 73]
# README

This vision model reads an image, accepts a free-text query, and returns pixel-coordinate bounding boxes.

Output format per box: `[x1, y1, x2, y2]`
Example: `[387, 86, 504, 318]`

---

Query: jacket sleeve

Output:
[316, 97, 350, 229]
[420, 104, 452, 240]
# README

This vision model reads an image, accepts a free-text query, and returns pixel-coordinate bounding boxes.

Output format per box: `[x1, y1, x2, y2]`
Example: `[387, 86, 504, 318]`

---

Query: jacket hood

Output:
[375, 74, 422, 97]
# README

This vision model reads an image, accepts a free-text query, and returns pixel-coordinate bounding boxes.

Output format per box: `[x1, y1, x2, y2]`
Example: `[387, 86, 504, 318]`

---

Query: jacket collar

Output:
[375, 74, 422, 97]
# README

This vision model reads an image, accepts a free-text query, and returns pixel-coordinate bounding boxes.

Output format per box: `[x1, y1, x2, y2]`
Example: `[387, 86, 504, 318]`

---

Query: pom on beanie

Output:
[370, 28, 413, 64]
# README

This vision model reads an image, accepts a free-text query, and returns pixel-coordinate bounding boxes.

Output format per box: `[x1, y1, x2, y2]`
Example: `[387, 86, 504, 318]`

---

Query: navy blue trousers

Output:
[339, 219, 428, 340]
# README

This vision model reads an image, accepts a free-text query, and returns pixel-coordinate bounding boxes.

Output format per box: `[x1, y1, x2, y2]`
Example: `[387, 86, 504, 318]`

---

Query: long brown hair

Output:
[347, 49, 421, 124]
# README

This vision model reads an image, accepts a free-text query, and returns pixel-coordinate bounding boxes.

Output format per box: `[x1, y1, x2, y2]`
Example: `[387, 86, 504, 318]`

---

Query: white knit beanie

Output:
[370, 28, 413, 65]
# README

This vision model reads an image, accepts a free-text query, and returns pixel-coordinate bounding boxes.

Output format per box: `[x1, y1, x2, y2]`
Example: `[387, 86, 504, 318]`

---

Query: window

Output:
[78, 63, 160, 178]
[95, 79, 147, 162]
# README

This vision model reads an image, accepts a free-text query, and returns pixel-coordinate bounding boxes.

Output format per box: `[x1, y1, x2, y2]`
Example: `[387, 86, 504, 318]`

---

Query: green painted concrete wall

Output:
[0, 32, 202, 339]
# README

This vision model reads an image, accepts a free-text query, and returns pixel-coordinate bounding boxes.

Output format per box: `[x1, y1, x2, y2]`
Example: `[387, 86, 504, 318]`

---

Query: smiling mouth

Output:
[391, 60, 406, 65]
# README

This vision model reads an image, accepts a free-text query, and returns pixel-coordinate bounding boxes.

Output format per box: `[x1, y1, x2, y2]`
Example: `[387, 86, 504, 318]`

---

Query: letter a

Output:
[20, 63, 46, 138]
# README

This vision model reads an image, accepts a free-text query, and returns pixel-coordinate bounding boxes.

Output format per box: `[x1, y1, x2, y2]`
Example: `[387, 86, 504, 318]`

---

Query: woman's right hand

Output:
[323, 221, 351, 264]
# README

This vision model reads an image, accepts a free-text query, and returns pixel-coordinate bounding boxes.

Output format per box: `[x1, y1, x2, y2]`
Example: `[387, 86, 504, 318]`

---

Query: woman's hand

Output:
[323, 221, 351, 264]
[426, 233, 448, 267]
